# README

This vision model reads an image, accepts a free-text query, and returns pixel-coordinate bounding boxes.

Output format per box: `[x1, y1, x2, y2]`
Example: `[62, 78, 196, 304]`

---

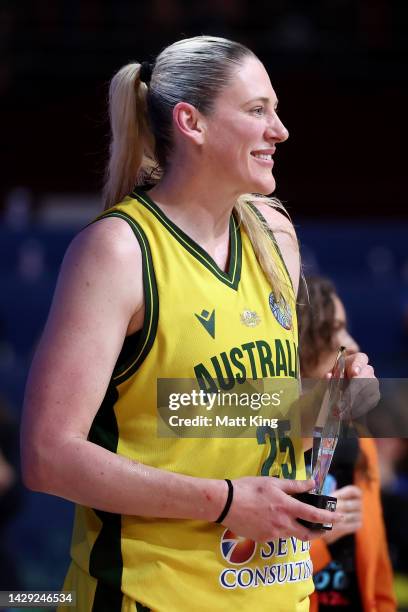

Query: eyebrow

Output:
[244, 96, 279, 109]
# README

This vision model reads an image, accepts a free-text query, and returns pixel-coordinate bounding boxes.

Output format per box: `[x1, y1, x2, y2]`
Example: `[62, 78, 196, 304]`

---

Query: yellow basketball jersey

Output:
[62, 189, 313, 612]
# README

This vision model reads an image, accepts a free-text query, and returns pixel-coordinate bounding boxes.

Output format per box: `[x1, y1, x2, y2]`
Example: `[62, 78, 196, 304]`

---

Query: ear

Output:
[172, 102, 206, 145]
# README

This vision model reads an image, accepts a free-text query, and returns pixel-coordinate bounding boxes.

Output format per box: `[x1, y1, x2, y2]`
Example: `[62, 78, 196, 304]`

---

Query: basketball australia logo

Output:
[220, 529, 257, 565]
[240, 309, 261, 328]
[268, 293, 292, 330]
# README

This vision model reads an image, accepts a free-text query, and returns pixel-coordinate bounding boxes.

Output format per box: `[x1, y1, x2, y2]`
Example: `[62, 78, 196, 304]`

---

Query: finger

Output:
[288, 497, 342, 526]
[344, 352, 369, 377]
[347, 498, 363, 511]
[345, 512, 362, 525]
[337, 498, 362, 512]
[358, 364, 375, 378]
[285, 520, 315, 542]
[335, 485, 362, 499]
[342, 522, 362, 534]
[276, 478, 316, 495]
[344, 510, 362, 522]
[345, 352, 369, 376]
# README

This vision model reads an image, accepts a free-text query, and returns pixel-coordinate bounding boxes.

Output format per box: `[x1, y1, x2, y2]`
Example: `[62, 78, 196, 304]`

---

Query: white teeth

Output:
[252, 153, 272, 160]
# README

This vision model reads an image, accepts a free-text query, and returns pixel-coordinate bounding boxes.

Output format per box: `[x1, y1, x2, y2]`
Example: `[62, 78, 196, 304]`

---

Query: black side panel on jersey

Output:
[88, 383, 123, 611]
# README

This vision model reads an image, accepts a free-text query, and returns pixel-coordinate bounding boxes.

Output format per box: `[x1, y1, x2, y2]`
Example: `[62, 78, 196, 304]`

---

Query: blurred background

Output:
[1, 1, 407, 610]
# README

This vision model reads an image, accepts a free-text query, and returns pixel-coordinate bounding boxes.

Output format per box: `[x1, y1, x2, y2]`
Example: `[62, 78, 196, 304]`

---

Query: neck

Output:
[148, 157, 240, 247]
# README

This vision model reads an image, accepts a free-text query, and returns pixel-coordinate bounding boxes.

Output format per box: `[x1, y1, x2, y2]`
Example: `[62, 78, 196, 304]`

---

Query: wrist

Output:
[193, 477, 232, 523]
[215, 479, 234, 524]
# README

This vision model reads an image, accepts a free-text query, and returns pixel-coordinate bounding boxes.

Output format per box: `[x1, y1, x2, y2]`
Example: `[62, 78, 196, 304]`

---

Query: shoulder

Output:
[253, 200, 300, 296]
[58, 215, 144, 327]
[71, 215, 143, 264]
[62, 215, 144, 290]
[254, 201, 296, 235]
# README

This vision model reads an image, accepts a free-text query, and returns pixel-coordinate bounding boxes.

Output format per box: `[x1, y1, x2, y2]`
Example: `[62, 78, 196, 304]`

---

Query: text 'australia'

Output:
[194, 339, 298, 393]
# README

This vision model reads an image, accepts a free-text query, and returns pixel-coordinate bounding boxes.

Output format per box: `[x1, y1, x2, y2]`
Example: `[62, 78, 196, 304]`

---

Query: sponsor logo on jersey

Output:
[240, 309, 261, 327]
[219, 535, 312, 590]
[220, 529, 257, 565]
[195, 309, 215, 338]
[269, 293, 292, 330]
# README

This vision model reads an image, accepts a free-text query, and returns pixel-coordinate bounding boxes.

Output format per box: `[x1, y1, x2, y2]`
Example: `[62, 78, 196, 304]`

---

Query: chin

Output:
[249, 177, 276, 196]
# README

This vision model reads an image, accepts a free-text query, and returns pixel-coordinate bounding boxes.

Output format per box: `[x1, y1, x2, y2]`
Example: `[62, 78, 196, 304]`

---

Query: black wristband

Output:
[215, 479, 234, 524]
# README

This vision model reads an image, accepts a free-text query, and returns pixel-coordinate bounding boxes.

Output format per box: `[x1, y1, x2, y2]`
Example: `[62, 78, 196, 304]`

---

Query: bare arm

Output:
[21, 217, 227, 519]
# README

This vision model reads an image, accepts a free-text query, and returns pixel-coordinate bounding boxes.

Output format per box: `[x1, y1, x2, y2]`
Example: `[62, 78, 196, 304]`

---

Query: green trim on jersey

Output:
[136, 603, 151, 612]
[96, 210, 159, 385]
[248, 203, 294, 292]
[132, 189, 242, 290]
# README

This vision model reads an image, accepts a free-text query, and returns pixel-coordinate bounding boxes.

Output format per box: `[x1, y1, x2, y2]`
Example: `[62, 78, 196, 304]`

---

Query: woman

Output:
[21, 37, 375, 611]
[298, 275, 396, 611]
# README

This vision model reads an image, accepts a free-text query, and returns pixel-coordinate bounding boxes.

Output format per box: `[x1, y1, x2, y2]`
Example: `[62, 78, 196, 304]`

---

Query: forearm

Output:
[23, 437, 226, 521]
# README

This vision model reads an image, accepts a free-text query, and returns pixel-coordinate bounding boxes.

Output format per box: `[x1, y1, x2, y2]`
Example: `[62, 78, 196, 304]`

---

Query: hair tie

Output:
[139, 61, 153, 86]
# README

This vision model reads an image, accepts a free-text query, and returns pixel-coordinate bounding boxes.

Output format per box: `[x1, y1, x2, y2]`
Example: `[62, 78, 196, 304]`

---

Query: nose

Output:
[265, 113, 289, 144]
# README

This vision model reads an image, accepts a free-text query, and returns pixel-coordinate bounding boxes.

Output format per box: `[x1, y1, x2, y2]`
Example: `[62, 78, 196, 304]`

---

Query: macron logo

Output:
[195, 309, 215, 339]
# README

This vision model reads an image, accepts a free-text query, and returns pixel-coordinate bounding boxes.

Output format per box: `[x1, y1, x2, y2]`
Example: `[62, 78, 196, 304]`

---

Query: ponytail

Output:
[103, 63, 157, 210]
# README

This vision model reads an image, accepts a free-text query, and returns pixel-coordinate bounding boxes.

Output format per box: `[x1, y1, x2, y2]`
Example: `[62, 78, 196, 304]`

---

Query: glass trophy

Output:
[296, 347, 346, 530]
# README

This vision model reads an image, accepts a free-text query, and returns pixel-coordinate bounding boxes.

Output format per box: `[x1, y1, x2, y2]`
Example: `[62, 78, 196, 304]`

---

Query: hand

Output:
[222, 477, 342, 543]
[327, 351, 380, 418]
[343, 351, 373, 379]
[322, 485, 362, 545]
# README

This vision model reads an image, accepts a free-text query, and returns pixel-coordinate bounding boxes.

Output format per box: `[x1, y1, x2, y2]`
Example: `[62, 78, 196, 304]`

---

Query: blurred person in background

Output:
[21, 36, 376, 611]
[298, 275, 396, 611]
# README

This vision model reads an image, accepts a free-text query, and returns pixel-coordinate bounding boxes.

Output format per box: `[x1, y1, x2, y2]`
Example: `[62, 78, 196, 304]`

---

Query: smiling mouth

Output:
[250, 152, 274, 161]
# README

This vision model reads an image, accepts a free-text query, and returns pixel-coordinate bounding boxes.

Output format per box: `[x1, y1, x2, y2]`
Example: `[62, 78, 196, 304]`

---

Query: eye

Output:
[251, 106, 265, 116]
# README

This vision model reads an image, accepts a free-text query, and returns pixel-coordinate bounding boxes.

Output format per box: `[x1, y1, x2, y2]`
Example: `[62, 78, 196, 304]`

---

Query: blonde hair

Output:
[103, 35, 295, 302]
